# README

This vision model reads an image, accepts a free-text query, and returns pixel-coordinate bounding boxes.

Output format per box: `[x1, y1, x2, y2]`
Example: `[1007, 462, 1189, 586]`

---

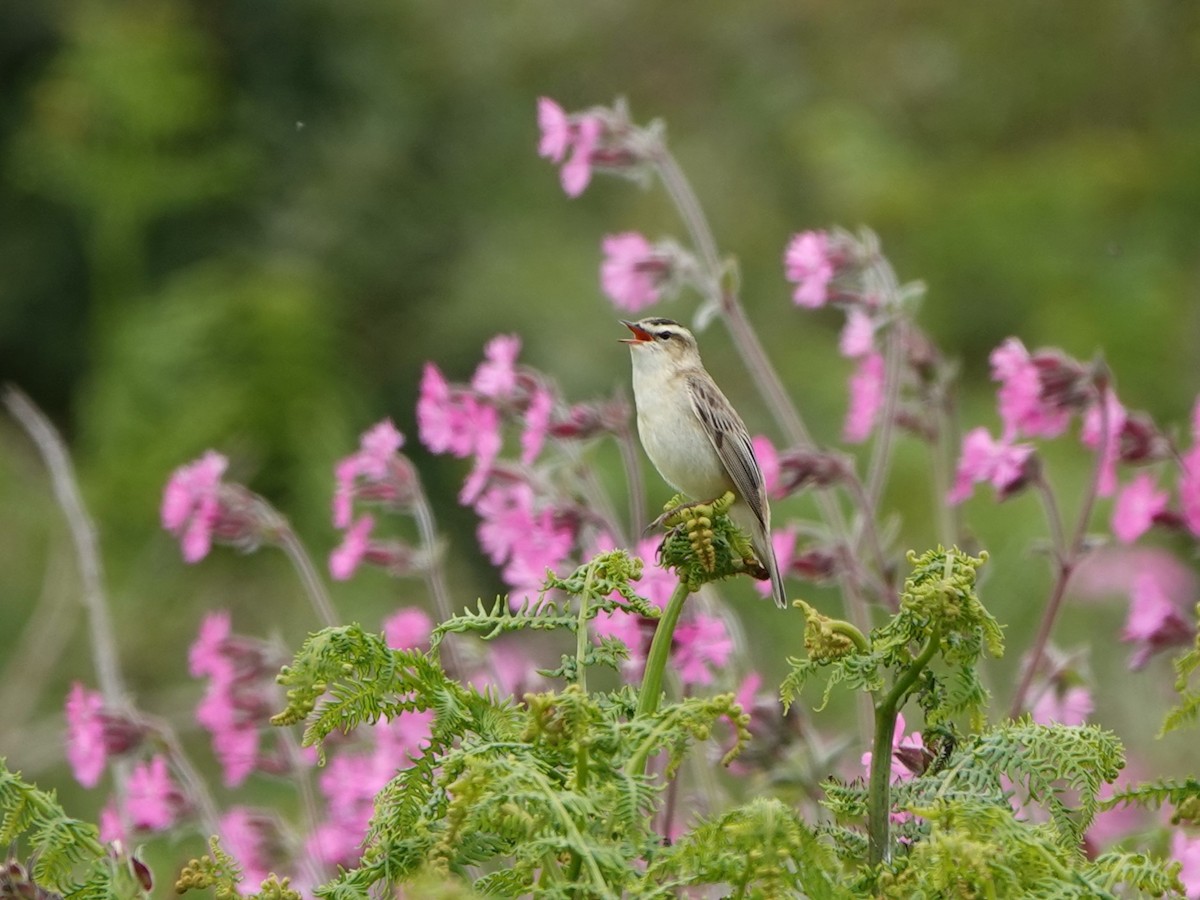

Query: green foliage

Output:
[1100, 777, 1200, 826]
[879, 801, 1183, 899]
[257, 547, 1187, 896]
[783, 546, 1001, 732]
[269, 551, 755, 897]
[1161, 603, 1200, 737]
[0, 759, 145, 899]
[176, 838, 303, 900]
[648, 797, 849, 899]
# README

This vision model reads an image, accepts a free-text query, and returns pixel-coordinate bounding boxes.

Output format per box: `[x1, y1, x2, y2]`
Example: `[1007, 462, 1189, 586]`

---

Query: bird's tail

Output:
[755, 529, 788, 610]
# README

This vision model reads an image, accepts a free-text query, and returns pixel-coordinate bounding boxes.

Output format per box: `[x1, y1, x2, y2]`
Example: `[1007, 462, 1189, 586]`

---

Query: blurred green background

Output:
[2, 0, 1199, 833]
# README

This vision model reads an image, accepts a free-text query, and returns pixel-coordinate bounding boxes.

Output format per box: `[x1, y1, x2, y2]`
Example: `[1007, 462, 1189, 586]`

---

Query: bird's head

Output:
[619, 318, 701, 370]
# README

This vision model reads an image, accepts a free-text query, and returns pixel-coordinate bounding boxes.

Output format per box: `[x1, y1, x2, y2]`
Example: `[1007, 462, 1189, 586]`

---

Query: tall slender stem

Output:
[1008, 390, 1110, 718]
[616, 422, 647, 536]
[635, 579, 692, 722]
[411, 483, 464, 676]
[868, 623, 941, 865]
[275, 525, 338, 629]
[4, 387, 126, 706]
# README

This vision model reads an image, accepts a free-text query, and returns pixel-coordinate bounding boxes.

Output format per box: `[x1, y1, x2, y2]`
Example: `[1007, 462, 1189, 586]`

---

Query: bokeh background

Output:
[2, 0, 1200, 859]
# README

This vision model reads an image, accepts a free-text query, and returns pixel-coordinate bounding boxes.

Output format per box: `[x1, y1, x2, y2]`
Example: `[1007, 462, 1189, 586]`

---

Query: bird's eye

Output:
[657, 331, 673, 341]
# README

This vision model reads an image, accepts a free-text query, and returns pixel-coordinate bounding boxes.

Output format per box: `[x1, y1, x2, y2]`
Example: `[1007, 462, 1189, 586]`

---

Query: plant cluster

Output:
[3, 97, 1200, 898]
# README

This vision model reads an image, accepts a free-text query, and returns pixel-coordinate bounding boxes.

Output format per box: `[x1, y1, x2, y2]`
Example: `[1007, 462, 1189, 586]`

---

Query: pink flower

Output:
[753, 528, 797, 600]
[98, 803, 124, 844]
[784, 231, 834, 308]
[861, 713, 926, 782]
[474, 483, 575, 604]
[330, 515, 375, 581]
[220, 808, 278, 889]
[1172, 829, 1200, 899]
[520, 386, 554, 466]
[1031, 685, 1093, 726]
[673, 614, 735, 686]
[125, 755, 184, 832]
[838, 308, 875, 359]
[189, 612, 278, 787]
[65, 683, 108, 788]
[561, 114, 602, 197]
[472, 335, 522, 399]
[458, 403, 502, 505]
[1122, 572, 1194, 670]
[358, 420, 405, 476]
[947, 427, 1036, 504]
[161, 451, 228, 563]
[600, 232, 668, 312]
[843, 351, 885, 443]
[383, 607, 433, 650]
[1111, 473, 1168, 543]
[1081, 388, 1127, 498]
[752, 435, 782, 500]
[417, 364, 497, 459]
[989, 338, 1073, 440]
[537, 97, 572, 163]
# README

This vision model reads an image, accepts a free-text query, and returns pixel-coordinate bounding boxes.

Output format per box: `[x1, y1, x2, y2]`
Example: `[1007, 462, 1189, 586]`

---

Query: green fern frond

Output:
[647, 798, 848, 899]
[1162, 613, 1200, 736]
[1092, 850, 1185, 896]
[1099, 777, 1200, 825]
[903, 721, 1123, 849]
[0, 760, 130, 897]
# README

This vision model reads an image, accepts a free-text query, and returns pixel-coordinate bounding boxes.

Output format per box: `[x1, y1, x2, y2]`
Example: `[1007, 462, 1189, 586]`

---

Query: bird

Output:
[620, 317, 787, 608]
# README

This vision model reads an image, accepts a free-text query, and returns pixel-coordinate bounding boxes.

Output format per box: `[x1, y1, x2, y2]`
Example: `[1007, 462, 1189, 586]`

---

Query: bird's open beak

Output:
[619, 320, 654, 344]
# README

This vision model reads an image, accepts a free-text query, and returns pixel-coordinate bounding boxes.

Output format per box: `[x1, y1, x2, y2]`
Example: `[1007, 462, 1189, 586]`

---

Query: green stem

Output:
[830, 619, 871, 654]
[868, 623, 941, 866]
[635, 578, 692, 721]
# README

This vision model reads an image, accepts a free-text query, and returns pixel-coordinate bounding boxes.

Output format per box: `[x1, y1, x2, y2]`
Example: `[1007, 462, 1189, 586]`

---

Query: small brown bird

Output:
[621, 317, 786, 608]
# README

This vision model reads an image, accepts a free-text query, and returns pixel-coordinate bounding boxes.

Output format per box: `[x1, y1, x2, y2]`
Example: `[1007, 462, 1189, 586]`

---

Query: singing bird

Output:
[620, 317, 786, 608]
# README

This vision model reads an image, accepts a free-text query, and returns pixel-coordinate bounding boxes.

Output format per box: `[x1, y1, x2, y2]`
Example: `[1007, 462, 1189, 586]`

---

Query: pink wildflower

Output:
[472, 335, 522, 399]
[1081, 388, 1127, 498]
[220, 808, 278, 889]
[600, 232, 669, 312]
[784, 231, 834, 308]
[330, 515, 375, 581]
[64, 683, 109, 788]
[673, 613, 735, 686]
[843, 351, 885, 443]
[520, 386, 554, 465]
[458, 403, 502, 506]
[989, 338, 1073, 440]
[383, 607, 433, 651]
[536, 97, 572, 163]
[1122, 572, 1194, 670]
[839, 308, 875, 359]
[417, 363, 498, 459]
[98, 803, 124, 844]
[947, 427, 1036, 504]
[1031, 685, 1093, 726]
[1111, 473, 1168, 543]
[1172, 830, 1200, 899]
[161, 451, 228, 563]
[358, 420, 404, 476]
[125, 755, 185, 832]
[190, 612, 278, 787]
[561, 114, 602, 197]
[1181, 446, 1200, 537]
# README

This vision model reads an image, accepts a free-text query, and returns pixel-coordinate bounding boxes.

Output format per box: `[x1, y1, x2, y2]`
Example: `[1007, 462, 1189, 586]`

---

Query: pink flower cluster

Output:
[782, 230, 892, 443]
[600, 232, 684, 313]
[161, 451, 278, 563]
[189, 611, 282, 787]
[329, 419, 427, 581]
[418, 335, 589, 606]
[538, 98, 647, 198]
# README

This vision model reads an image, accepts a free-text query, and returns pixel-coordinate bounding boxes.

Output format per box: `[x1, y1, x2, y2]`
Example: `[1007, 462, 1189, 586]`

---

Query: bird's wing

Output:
[685, 372, 770, 529]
